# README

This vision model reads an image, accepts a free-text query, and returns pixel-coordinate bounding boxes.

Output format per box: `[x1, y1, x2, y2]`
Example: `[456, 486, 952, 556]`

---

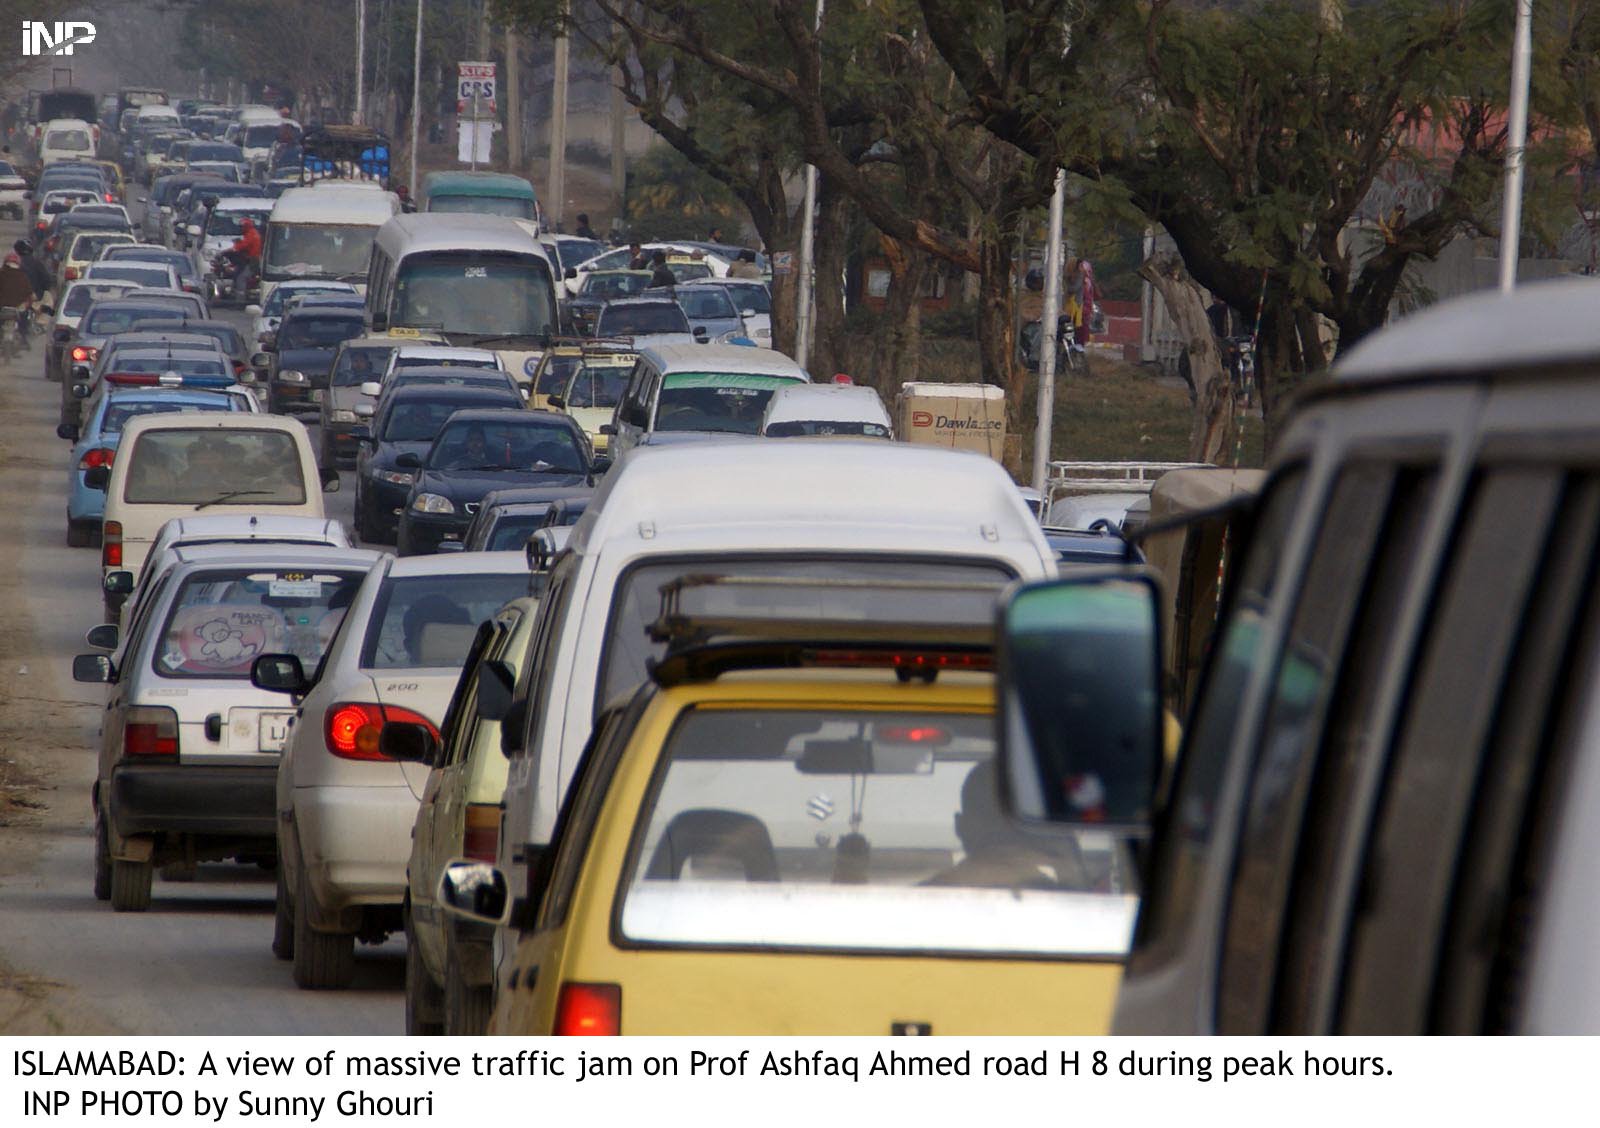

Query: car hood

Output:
[276, 347, 337, 378]
[413, 468, 589, 505]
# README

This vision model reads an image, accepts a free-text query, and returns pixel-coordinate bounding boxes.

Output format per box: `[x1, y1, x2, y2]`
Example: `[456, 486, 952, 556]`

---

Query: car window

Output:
[360, 572, 528, 670]
[675, 288, 736, 319]
[426, 419, 586, 473]
[123, 428, 307, 506]
[563, 362, 630, 408]
[332, 345, 395, 387]
[485, 514, 544, 551]
[538, 703, 640, 928]
[279, 316, 364, 350]
[86, 307, 181, 335]
[653, 373, 796, 435]
[536, 354, 581, 395]
[116, 354, 227, 377]
[382, 398, 487, 443]
[153, 567, 364, 679]
[103, 400, 231, 431]
[63, 285, 131, 316]
[87, 265, 170, 286]
[598, 303, 689, 336]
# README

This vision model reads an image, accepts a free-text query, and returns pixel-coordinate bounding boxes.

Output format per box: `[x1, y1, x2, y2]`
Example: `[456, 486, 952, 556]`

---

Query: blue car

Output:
[61, 388, 246, 547]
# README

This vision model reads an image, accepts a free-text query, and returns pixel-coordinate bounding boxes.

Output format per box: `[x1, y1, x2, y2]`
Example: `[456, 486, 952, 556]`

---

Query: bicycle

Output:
[0, 306, 27, 361]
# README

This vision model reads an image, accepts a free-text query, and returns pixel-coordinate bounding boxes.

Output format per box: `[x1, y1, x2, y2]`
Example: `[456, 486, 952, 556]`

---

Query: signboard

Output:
[457, 61, 497, 115]
[771, 250, 794, 277]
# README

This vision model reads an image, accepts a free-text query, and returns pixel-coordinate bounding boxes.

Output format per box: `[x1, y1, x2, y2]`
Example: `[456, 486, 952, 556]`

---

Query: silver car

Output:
[73, 544, 380, 913]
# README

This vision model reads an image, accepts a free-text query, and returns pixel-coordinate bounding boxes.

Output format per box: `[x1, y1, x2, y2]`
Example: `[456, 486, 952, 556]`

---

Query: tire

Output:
[67, 520, 94, 548]
[109, 857, 152, 912]
[271, 862, 294, 961]
[404, 913, 443, 1036]
[92, 811, 111, 902]
[443, 935, 492, 1036]
[291, 864, 354, 989]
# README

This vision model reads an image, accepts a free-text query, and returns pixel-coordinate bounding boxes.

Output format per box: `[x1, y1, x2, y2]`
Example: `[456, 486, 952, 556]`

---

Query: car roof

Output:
[105, 243, 183, 256]
[436, 407, 572, 426]
[762, 383, 890, 425]
[604, 296, 682, 308]
[394, 345, 498, 360]
[282, 305, 364, 322]
[390, 366, 512, 383]
[375, 211, 546, 256]
[639, 342, 809, 378]
[209, 196, 276, 212]
[274, 279, 358, 292]
[166, 544, 377, 570]
[385, 549, 528, 578]
[119, 413, 310, 438]
[270, 186, 399, 223]
[87, 298, 190, 314]
[386, 382, 520, 403]
[423, 170, 538, 195]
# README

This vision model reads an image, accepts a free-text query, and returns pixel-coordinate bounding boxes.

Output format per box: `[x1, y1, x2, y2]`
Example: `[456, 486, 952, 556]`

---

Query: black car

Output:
[458, 483, 594, 551]
[353, 384, 524, 544]
[128, 317, 251, 381]
[259, 306, 366, 417]
[397, 409, 598, 555]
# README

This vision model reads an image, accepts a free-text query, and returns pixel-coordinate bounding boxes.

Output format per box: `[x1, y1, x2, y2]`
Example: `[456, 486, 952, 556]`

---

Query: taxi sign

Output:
[387, 326, 428, 338]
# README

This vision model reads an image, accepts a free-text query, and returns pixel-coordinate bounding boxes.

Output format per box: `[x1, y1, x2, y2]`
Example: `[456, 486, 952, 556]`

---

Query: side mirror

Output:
[320, 467, 341, 493]
[251, 653, 310, 695]
[437, 540, 465, 553]
[72, 382, 91, 400]
[83, 465, 110, 490]
[741, 308, 757, 318]
[353, 402, 375, 419]
[563, 267, 576, 280]
[692, 326, 708, 342]
[476, 659, 517, 723]
[378, 721, 439, 765]
[359, 380, 382, 398]
[369, 312, 388, 332]
[598, 422, 616, 436]
[244, 303, 262, 315]
[250, 351, 271, 368]
[997, 572, 1164, 829]
[85, 623, 119, 651]
[546, 394, 565, 410]
[56, 422, 79, 441]
[590, 454, 612, 476]
[73, 653, 113, 683]
[435, 860, 511, 928]
[102, 570, 134, 595]
[394, 452, 422, 469]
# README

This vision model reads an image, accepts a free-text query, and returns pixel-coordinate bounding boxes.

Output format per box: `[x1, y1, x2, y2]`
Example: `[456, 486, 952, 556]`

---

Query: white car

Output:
[759, 382, 893, 439]
[258, 551, 531, 989]
[563, 242, 732, 298]
[39, 118, 97, 166]
[249, 279, 360, 344]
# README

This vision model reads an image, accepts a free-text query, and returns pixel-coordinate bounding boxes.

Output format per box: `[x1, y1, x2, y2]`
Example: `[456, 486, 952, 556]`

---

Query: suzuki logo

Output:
[22, 20, 96, 55]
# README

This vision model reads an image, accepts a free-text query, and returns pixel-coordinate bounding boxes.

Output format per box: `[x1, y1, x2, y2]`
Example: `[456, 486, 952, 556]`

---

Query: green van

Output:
[421, 171, 539, 222]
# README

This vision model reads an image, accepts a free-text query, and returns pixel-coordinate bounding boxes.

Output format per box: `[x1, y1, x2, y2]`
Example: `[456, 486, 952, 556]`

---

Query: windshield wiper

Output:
[471, 332, 552, 347]
[193, 489, 273, 511]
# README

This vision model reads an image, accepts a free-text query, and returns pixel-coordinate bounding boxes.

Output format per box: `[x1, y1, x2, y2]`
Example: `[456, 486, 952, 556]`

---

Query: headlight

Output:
[330, 409, 357, 423]
[412, 492, 454, 514]
[278, 370, 308, 385]
[374, 469, 415, 486]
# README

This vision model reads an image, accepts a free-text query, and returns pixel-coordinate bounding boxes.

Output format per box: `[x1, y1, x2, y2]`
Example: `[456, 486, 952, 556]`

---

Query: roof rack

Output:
[645, 575, 997, 687]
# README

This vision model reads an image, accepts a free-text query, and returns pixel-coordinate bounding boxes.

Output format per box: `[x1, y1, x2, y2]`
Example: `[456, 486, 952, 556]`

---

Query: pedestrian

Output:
[647, 250, 676, 289]
[1064, 258, 1097, 345]
[574, 213, 597, 239]
[727, 249, 762, 279]
[626, 240, 647, 270]
[707, 225, 724, 244]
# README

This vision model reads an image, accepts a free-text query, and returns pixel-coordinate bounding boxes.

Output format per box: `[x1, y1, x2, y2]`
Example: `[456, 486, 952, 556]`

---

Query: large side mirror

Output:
[369, 312, 388, 332]
[102, 570, 134, 595]
[359, 380, 382, 398]
[56, 422, 79, 441]
[590, 453, 612, 476]
[546, 394, 565, 410]
[251, 653, 310, 695]
[83, 466, 110, 491]
[244, 303, 262, 316]
[435, 860, 511, 927]
[186, 224, 201, 237]
[250, 351, 271, 368]
[73, 653, 113, 683]
[378, 721, 439, 765]
[996, 572, 1164, 829]
[84, 623, 119, 651]
[320, 467, 341, 493]
[476, 658, 517, 723]
[394, 452, 422, 469]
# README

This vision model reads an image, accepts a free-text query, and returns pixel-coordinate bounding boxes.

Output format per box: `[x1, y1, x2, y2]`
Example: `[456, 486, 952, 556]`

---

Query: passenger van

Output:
[40, 118, 97, 166]
[607, 343, 810, 454]
[91, 414, 335, 608]
[260, 184, 400, 307]
[997, 277, 1600, 1034]
[421, 171, 539, 224]
[488, 440, 1058, 979]
[366, 213, 560, 378]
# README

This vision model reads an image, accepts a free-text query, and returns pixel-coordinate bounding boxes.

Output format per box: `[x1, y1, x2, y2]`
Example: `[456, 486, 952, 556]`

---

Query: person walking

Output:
[574, 213, 597, 239]
[647, 250, 676, 289]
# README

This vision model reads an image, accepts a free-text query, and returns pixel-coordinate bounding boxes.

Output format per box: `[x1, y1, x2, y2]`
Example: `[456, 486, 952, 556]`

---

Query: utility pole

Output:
[1499, 0, 1534, 293]
[505, 28, 522, 171]
[409, 0, 424, 199]
[548, 7, 570, 232]
[355, 0, 366, 124]
[1031, 169, 1066, 495]
[610, 65, 627, 229]
[794, 0, 825, 368]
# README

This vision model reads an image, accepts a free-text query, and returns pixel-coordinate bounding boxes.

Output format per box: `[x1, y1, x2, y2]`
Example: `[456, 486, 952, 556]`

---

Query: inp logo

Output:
[22, 21, 96, 55]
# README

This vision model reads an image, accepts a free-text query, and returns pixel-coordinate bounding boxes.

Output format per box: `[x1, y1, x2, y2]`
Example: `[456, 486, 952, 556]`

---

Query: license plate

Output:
[258, 712, 295, 752]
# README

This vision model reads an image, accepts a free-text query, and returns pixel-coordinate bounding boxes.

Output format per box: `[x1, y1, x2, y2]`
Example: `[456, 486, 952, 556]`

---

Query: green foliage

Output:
[624, 145, 744, 240]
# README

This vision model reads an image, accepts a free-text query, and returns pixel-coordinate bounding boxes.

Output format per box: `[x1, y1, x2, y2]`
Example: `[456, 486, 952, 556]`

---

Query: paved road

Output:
[0, 204, 395, 1036]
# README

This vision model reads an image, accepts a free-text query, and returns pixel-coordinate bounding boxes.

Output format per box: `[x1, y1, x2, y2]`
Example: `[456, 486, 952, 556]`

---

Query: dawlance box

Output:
[896, 382, 1006, 460]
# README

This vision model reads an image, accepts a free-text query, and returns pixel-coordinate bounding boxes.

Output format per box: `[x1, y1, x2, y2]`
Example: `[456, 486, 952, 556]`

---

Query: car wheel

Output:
[443, 934, 492, 1036]
[92, 810, 111, 902]
[67, 519, 95, 548]
[109, 857, 152, 912]
[404, 910, 443, 1035]
[292, 863, 354, 989]
[271, 860, 294, 960]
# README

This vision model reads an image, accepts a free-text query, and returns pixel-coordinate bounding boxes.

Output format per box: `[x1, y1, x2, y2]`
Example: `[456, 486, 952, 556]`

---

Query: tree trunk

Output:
[870, 237, 929, 395]
[974, 209, 1025, 475]
[1139, 253, 1236, 465]
[809, 176, 851, 380]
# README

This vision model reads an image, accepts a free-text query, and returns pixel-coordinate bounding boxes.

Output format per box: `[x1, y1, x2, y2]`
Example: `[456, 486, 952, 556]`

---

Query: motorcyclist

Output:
[13, 240, 50, 301]
[0, 250, 37, 349]
[218, 218, 263, 299]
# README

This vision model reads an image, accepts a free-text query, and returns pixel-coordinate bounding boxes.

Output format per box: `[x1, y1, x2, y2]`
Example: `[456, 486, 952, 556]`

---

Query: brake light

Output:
[79, 448, 115, 470]
[71, 346, 94, 362]
[804, 649, 992, 672]
[874, 724, 951, 745]
[63, 267, 78, 281]
[124, 705, 178, 758]
[325, 702, 439, 761]
[105, 192, 115, 203]
[463, 803, 500, 863]
[553, 983, 621, 1036]
[102, 520, 122, 567]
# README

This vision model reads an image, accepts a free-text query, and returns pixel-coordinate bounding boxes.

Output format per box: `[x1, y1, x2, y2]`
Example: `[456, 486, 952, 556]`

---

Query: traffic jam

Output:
[3, 0, 1599, 1042]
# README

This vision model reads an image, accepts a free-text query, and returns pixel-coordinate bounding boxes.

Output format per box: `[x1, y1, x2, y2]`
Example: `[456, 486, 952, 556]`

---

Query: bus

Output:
[421, 170, 539, 223]
[260, 183, 400, 306]
[366, 212, 560, 380]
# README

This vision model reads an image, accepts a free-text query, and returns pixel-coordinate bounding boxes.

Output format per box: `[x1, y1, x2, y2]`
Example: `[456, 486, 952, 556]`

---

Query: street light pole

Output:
[1498, 0, 1534, 293]
[794, 0, 825, 368]
[409, 0, 423, 199]
[1032, 169, 1066, 495]
[354, 0, 366, 125]
[549, 9, 571, 232]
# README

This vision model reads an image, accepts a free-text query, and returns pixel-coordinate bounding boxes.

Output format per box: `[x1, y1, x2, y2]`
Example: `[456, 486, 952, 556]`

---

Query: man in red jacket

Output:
[219, 218, 262, 299]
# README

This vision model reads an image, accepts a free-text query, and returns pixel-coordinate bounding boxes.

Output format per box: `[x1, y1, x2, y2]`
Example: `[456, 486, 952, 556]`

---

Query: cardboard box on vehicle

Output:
[896, 382, 1005, 460]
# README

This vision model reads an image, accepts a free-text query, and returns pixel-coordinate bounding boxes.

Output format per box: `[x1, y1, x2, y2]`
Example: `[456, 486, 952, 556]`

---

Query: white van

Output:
[490, 440, 1058, 966]
[39, 118, 96, 166]
[92, 415, 335, 609]
[258, 185, 400, 308]
[607, 342, 810, 454]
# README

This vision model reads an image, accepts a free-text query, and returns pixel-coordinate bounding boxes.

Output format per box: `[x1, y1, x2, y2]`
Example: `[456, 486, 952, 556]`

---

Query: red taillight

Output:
[124, 706, 178, 758]
[71, 346, 93, 362]
[325, 702, 439, 761]
[63, 266, 78, 280]
[805, 649, 992, 672]
[105, 192, 115, 203]
[554, 983, 621, 1036]
[78, 447, 114, 470]
[232, 359, 246, 375]
[102, 520, 122, 568]
[874, 724, 951, 745]
[104, 372, 159, 385]
[463, 803, 500, 863]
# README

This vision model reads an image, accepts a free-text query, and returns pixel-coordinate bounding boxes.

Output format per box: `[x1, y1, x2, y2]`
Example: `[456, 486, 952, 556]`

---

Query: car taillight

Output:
[874, 724, 951, 745]
[71, 346, 96, 362]
[554, 983, 621, 1036]
[124, 705, 178, 759]
[463, 803, 500, 863]
[79, 448, 114, 470]
[325, 702, 439, 761]
[102, 520, 122, 567]
[63, 266, 78, 280]
[105, 192, 115, 203]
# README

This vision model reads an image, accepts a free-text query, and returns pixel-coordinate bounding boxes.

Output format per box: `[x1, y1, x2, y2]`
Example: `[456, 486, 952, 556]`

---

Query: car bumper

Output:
[109, 763, 278, 840]
[68, 472, 105, 523]
[399, 509, 470, 554]
[271, 384, 318, 417]
[294, 785, 419, 911]
[363, 474, 413, 528]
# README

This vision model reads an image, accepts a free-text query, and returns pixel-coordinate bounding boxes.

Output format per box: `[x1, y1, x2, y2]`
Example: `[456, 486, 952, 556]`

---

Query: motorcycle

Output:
[208, 253, 260, 306]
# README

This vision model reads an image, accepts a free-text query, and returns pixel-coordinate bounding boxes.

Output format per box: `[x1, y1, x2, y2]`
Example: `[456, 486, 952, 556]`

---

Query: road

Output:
[0, 203, 398, 1036]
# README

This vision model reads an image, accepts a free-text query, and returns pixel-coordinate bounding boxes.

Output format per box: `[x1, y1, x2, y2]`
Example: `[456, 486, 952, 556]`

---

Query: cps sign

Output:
[22, 20, 96, 55]
[457, 61, 496, 114]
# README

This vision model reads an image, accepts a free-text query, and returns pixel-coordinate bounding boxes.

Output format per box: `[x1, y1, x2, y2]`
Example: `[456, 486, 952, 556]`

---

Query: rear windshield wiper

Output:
[193, 489, 273, 511]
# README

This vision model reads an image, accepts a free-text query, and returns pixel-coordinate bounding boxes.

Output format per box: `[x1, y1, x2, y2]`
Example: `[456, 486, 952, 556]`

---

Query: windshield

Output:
[103, 399, 231, 432]
[206, 209, 271, 238]
[619, 712, 1137, 957]
[244, 124, 296, 148]
[87, 264, 170, 286]
[427, 419, 585, 472]
[123, 429, 307, 506]
[188, 144, 242, 162]
[597, 303, 688, 336]
[654, 372, 798, 435]
[721, 283, 771, 313]
[63, 284, 131, 316]
[535, 354, 581, 396]
[551, 239, 605, 271]
[598, 557, 1012, 709]
[392, 252, 558, 338]
[279, 315, 364, 351]
[428, 194, 534, 219]
[46, 131, 91, 152]
[361, 572, 527, 669]
[114, 354, 227, 377]
[262, 284, 350, 317]
[485, 514, 544, 551]
[69, 233, 133, 260]
[581, 272, 649, 300]
[563, 361, 631, 408]
[263, 223, 377, 279]
[333, 345, 394, 387]
[676, 287, 737, 319]
[84, 306, 184, 335]
[382, 396, 495, 442]
[154, 567, 364, 679]
[766, 420, 892, 439]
